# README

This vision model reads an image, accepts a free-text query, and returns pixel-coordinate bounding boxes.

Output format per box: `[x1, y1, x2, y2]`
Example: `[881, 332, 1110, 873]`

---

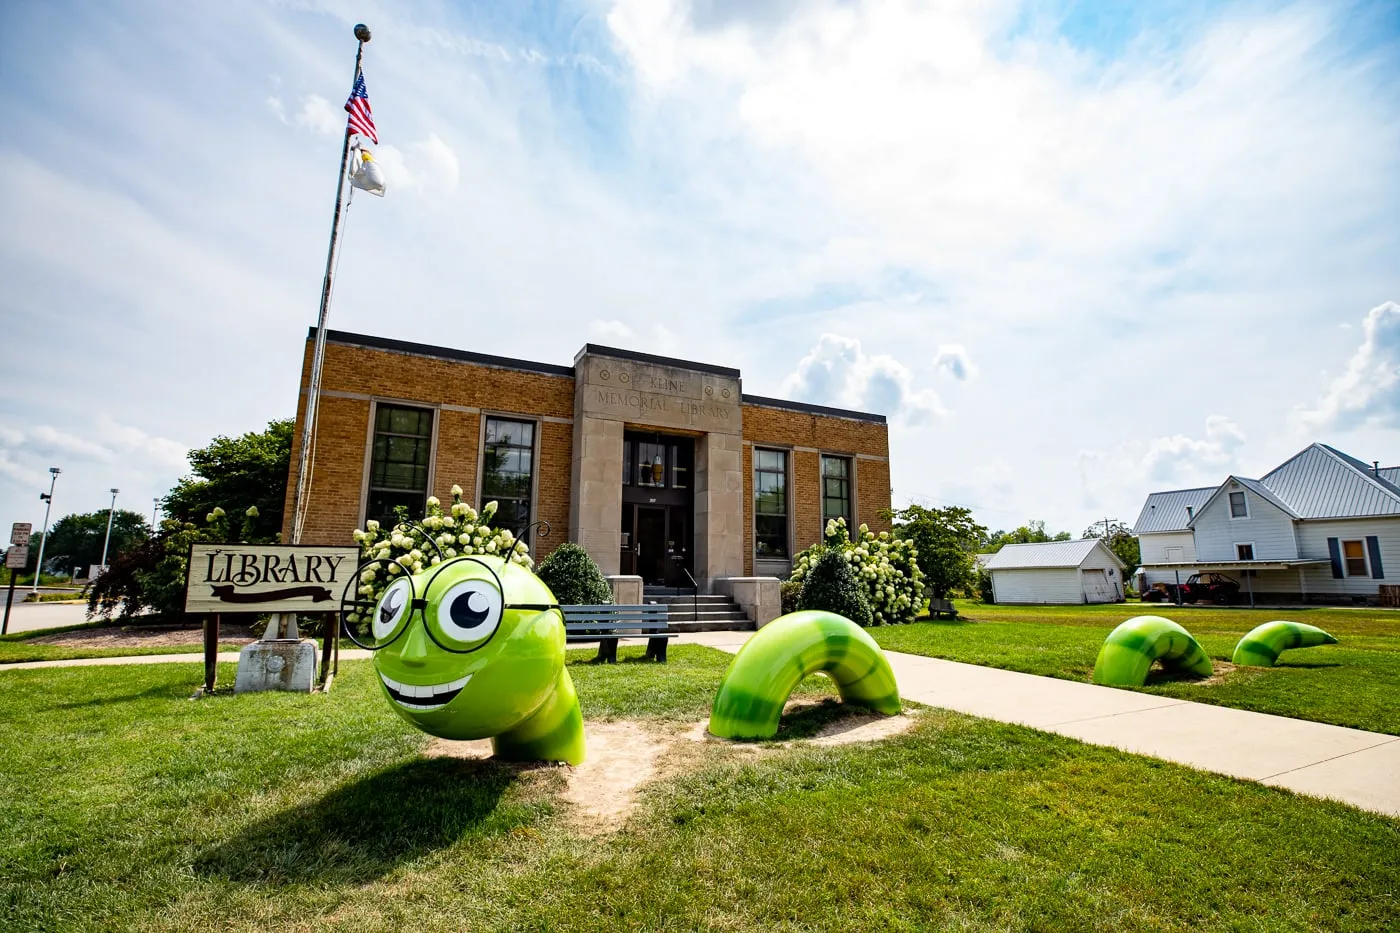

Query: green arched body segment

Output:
[369, 555, 585, 765]
[709, 610, 901, 740]
[1232, 620, 1338, 667]
[1092, 615, 1214, 687]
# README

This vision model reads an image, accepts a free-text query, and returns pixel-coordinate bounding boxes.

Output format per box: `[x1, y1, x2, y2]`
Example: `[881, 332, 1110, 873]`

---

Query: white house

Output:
[983, 539, 1127, 604]
[1133, 443, 1399, 604]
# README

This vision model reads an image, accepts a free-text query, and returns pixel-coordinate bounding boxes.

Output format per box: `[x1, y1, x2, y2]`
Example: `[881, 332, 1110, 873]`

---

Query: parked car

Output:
[1143, 573, 1241, 605]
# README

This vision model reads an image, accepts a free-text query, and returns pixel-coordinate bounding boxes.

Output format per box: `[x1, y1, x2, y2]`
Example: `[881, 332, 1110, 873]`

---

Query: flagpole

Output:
[291, 23, 372, 545]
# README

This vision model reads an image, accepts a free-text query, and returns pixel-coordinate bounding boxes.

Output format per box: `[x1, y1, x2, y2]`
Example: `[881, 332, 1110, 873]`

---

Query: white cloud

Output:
[294, 94, 341, 137]
[933, 345, 975, 381]
[780, 333, 943, 422]
[1079, 416, 1246, 512]
[26, 426, 114, 462]
[589, 319, 635, 341]
[373, 133, 461, 196]
[1294, 301, 1400, 431]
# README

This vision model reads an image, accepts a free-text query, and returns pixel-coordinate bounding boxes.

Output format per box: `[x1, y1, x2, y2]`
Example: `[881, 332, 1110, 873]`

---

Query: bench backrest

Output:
[561, 604, 669, 632]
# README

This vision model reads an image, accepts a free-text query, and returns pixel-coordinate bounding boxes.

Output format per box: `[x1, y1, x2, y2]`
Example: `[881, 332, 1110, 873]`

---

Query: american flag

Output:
[344, 73, 378, 144]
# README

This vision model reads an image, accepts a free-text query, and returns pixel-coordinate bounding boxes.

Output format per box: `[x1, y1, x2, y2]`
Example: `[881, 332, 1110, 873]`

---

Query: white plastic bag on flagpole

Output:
[349, 145, 386, 197]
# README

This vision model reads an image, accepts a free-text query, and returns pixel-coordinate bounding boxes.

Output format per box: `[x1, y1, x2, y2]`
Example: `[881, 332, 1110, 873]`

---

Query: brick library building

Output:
[283, 329, 893, 602]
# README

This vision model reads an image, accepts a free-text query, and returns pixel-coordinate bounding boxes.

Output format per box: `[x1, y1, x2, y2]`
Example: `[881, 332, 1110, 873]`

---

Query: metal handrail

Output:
[680, 566, 699, 621]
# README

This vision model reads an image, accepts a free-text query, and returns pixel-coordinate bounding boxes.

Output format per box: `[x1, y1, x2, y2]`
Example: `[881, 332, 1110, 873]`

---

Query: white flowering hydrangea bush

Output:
[788, 517, 924, 625]
[345, 485, 531, 632]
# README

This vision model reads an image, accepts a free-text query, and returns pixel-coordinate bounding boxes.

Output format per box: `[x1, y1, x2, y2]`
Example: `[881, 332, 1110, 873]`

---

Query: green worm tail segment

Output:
[1232, 620, 1338, 667]
[1092, 615, 1213, 687]
[708, 610, 901, 740]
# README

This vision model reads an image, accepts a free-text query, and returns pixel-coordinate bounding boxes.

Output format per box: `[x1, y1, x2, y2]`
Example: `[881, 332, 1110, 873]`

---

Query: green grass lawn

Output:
[0, 620, 249, 664]
[2, 645, 1397, 931]
[871, 601, 1400, 734]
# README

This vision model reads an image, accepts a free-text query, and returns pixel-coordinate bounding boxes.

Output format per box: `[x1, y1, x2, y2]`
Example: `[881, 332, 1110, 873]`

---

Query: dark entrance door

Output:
[620, 432, 695, 586]
[635, 506, 667, 585]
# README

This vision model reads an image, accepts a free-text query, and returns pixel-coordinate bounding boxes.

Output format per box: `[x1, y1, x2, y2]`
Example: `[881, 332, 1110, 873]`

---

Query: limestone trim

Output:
[359, 398, 440, 528]
[440, 403, 483, 414]
[473, 410, 543, 537]
[541, 415, 574, 425]
[307, 388, 374, 402]
[856, 453, 890, 463]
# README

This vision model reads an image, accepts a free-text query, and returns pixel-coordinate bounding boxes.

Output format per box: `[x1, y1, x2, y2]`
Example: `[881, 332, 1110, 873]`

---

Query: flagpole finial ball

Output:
[354, 24, 372, 43]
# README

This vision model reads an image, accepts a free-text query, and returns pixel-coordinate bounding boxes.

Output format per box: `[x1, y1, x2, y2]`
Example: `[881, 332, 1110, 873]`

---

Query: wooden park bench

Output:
[562, 604, 675, 663]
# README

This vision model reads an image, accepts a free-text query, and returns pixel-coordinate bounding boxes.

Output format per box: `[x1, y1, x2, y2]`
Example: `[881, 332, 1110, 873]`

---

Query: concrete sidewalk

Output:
[6, 630, 1397, 818]
[672, 631, 1400, 818]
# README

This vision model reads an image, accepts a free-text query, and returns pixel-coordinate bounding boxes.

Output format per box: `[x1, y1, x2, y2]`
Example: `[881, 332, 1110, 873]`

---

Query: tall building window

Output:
[366, 404, 434, 527]
[482, 417, 535, 534]
[821, 455, 852, 532]
[754, 448, 789, 558]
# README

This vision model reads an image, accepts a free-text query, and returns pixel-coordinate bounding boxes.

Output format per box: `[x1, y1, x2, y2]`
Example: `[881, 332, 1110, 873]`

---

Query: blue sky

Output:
[1, 0, 1398, 545]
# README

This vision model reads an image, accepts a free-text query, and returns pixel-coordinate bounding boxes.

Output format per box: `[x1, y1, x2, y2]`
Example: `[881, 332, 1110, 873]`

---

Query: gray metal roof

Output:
[1133, 486, 1215, 534]
[1259, 444, 1400, 519]
[983, 538, 1125, 570]
[1232, 477, 1302, 519]
[1383, 466, 1400, 486]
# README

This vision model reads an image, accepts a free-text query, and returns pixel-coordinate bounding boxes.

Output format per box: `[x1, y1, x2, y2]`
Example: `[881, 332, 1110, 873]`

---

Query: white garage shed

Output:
[984, 539, 1127, 605]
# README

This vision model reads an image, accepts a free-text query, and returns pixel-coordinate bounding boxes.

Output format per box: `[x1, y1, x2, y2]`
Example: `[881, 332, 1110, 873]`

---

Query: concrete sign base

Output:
[234, 640, 318, 694]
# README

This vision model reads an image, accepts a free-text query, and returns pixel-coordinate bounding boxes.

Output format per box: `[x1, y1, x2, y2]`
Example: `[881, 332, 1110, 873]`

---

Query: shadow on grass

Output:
[196, 757, 518, 886]
[772, 698, 869, 741]
[47, 683, 189, 710]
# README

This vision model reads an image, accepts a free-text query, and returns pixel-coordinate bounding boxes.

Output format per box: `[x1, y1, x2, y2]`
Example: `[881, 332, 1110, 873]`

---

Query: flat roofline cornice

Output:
[741, 394, 887, 425]
[574, 343, 742, 379]
[314, 328, 576, 378]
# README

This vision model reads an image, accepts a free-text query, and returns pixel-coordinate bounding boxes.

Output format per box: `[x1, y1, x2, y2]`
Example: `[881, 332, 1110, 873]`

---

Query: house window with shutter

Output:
[1342, 540, 1368, 576]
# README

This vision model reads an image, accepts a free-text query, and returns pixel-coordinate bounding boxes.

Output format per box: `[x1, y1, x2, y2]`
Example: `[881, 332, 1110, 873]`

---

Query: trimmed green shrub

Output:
[797, 549, 874, 627]
[779, 579, 802, 615]
[790, 518, 924, 624]
[536, 542, 613, 606]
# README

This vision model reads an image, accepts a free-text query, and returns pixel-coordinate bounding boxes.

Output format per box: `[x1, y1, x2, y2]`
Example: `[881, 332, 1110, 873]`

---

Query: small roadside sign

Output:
[5, 546, 28, 569]
[11, 523, 32, 547]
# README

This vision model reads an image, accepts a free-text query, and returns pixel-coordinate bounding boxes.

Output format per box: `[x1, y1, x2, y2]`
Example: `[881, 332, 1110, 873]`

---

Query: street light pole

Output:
[152, 497, 160, 528]
[32, 467, 61, 593]
[100, 488, 120, 570]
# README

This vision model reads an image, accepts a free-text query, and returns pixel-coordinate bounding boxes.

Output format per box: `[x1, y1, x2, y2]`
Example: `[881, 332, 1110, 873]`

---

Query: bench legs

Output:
[590, 638, 669, 663]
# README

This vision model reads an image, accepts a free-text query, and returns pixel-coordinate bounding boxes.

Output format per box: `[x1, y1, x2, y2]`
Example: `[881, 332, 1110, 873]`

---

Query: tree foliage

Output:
[1083, 520, 1141, 578]
[536, 542, 613, 606]
[881, 505, 987, 600]
[29, 509, 149, 576]
[797, 549, 874, 628]
[982, 520, 1072, 553]
[89, 508, 266, 620]
[163, 419, 292, 540]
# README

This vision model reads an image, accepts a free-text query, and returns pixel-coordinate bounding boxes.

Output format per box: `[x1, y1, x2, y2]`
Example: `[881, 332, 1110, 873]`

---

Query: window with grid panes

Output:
[754, 448, 789, 558]
[482, 417, 535, 535]
[366, 405, 434, 527]
[821, 455, 852, 534]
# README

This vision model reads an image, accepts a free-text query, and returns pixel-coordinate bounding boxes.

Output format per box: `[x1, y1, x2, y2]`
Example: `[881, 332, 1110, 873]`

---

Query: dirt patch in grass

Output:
[426, 702, 918, 834]
[27, 623, 258, 649]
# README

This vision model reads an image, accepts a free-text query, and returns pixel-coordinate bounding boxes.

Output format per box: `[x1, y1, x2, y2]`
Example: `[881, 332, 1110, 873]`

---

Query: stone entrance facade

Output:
[283, 330, 892, 596]
[570, 346, 744, 581]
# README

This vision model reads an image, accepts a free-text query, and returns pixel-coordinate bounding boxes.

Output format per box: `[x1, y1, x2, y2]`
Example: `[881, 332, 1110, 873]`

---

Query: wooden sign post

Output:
[184, 543, 359, 693]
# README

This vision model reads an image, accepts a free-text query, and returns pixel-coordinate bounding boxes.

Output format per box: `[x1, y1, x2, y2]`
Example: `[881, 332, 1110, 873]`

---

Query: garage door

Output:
[1081, 569, 1115, 604]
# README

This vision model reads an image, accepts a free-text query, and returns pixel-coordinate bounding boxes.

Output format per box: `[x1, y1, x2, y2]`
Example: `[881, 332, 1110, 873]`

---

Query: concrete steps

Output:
[642, 591, 755, 631]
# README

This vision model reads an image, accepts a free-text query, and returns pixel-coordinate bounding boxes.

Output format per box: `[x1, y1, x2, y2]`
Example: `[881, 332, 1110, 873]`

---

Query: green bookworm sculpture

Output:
[709, 610, 902, 740]
[345, 551, 585, 765]
[1092, 615, 1214, 687]
[1232, 620, 1338, 666]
